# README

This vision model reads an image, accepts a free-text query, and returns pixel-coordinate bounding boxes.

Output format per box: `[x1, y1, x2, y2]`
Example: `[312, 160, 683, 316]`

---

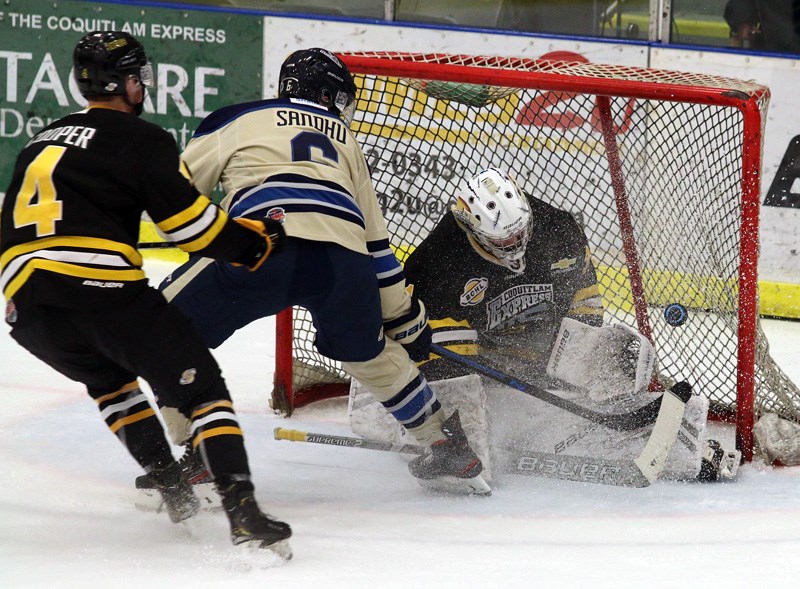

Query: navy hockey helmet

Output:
[73, 31, 154, 98]
[278, 48, 358, 124]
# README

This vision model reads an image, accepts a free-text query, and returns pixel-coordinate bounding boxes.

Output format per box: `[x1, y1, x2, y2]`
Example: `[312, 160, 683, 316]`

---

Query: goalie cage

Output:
[270, 50, 800, 462]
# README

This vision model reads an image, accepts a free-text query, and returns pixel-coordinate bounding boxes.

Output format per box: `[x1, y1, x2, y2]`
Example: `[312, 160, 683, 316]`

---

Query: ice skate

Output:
[135, 443, 219, 512]
[218, 481, 293, 561]
[408, 411, 492, 496]
[141, 460, 200, 523]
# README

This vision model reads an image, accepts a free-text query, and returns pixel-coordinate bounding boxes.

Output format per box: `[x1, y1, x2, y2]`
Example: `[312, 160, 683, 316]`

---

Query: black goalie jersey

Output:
[404, 195, 604, 377]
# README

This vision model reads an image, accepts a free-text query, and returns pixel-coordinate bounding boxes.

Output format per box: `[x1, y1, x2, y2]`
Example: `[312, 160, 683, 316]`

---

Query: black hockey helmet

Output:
[278, 48, 357, 123]
[73, 31, 153, 98]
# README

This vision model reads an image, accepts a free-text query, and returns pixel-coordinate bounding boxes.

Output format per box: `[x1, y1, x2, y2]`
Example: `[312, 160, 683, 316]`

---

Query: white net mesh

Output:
[278, 53, 798, 453]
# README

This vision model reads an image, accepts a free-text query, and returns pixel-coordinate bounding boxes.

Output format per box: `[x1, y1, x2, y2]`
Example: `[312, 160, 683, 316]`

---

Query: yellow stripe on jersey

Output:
[0, 235, 142, 270]
[429, 344, 479, 359]
[178, 159, 192, 182]
[177, 210, 228, 253]
[3, 259, 145, 299]
[154, 194, 229, 253]
[573, 283, 601, 302]
[157, 195, 214, 232]
[419, 317, 479, 366]
[429, 318, 473, 330]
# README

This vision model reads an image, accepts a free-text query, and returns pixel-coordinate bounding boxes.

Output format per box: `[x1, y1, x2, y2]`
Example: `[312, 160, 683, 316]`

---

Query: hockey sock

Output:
[189, 400, 251, 480]
[91, 381, 174, 468]
[380, 375, 446, 445]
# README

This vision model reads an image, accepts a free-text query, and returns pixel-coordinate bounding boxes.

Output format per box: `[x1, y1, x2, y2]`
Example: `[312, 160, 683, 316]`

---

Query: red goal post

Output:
[272, 51, 798, 461]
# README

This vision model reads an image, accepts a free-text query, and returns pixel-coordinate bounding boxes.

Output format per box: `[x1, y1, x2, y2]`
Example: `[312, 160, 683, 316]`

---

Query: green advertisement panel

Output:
[0, 0, 263, 195]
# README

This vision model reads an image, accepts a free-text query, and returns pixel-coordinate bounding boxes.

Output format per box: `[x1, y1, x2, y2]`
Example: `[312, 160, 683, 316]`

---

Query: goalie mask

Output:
[452, 168, 533, 272]
[278, 48, 358, 125]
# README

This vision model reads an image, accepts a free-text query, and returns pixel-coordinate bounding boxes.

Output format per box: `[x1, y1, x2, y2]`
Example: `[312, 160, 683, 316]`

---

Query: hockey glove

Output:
[231, 217, 285, 271]
[384, 298, 432, 362]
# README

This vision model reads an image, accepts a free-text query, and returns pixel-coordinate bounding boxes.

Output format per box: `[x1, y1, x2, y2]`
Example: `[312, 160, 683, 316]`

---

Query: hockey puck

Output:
[664, 303, 688, 327]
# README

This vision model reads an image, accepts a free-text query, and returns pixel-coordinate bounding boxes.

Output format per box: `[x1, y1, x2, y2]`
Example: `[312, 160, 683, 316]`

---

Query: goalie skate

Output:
[408, 411, 491, 496]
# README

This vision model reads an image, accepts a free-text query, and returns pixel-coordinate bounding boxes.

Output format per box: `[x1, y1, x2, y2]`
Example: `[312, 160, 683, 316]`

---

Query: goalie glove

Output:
[546, 317, 656, 406]
[231, 217, 285, 271]
[384, 297, 432, 362]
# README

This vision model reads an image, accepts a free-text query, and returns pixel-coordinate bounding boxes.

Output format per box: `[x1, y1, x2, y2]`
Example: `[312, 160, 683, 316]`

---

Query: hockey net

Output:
[271, 51, 800, 461]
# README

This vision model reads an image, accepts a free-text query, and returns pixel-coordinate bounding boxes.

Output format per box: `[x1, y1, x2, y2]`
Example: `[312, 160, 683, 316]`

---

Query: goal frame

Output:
[272, 52, 768, 461]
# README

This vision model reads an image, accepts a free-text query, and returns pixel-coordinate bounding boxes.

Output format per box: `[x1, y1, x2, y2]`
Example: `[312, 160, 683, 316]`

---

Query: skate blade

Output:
[416, 473, 492, 496]
[235, 539, 292, 565]
[134, 484, 222, 513]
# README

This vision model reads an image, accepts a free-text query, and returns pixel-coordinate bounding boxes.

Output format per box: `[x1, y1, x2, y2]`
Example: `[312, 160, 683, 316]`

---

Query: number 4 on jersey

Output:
[13, 145, 66, 237]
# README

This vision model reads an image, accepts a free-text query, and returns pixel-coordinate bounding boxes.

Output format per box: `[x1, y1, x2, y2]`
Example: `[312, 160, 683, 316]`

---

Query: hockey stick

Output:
[430, 343, 685, 432]
[274, 384, 688, 487]
[273, 427, 425, 455]
[138, 241, 177, 249]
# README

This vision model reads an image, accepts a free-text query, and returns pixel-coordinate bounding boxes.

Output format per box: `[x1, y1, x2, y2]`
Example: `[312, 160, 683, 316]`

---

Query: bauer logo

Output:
[460, 277, 489, 306]
[516, 453, 621, 483]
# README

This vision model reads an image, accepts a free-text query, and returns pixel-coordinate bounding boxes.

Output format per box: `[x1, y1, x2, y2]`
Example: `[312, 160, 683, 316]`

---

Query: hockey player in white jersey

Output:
[349, 167, 739, 483]
[136, 48, 490, 501]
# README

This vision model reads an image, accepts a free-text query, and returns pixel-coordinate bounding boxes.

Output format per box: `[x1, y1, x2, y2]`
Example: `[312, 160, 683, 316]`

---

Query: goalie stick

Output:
[430, 343, 684, 432]
[274, 384, 689, 487]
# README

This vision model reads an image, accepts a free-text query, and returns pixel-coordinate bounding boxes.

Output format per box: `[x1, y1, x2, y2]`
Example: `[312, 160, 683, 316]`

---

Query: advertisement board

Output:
[0, 0, 264, 197]
[2, 4, 796, 311]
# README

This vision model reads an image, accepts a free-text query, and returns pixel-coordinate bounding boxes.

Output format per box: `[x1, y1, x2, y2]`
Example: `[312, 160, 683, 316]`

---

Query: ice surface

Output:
[2, 260, 800, 588]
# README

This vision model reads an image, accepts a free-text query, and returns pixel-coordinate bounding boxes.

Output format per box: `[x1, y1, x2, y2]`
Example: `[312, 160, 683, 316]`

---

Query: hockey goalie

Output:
[349, 167, 740, 485]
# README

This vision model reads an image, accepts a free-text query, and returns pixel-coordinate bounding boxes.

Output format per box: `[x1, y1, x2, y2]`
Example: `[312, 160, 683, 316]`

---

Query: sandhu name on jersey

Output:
[275, 109, 348, 145]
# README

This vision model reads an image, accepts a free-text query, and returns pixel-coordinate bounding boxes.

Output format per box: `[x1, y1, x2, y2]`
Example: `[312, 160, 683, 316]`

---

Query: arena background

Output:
[1, 0, 798, 316]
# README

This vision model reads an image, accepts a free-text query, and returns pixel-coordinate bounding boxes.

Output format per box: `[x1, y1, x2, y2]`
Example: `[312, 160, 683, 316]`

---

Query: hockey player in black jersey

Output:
[405, 167, 605, 383]
[0, 31, 291, 558]
[351, 167, 739, 483]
